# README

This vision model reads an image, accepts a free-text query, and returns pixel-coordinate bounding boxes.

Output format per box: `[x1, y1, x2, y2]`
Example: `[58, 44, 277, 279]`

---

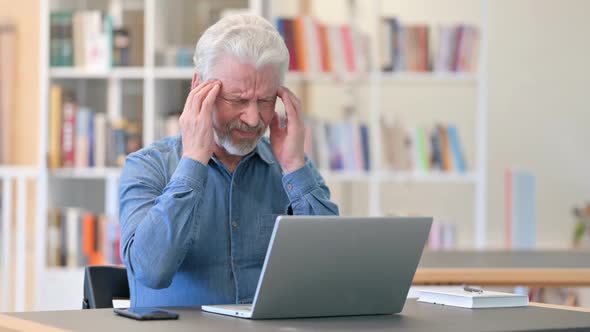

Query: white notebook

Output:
[418, 288, 529, 309]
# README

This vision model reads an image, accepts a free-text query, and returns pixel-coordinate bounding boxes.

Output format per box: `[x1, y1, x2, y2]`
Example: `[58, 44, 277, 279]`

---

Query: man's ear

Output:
[191, 73, 199, 90]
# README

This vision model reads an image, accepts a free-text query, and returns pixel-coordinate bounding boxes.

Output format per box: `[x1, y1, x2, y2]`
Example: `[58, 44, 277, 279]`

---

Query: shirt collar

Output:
[254, 138, 275, 165]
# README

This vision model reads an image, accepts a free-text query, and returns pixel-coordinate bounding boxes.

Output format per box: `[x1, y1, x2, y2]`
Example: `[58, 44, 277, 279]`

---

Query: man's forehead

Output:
[218, 74, 279, 96]
[212, 56, 280, 95]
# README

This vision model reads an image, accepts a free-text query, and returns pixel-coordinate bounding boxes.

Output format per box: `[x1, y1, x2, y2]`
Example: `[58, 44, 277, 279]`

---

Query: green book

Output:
[416, 127, 429, 171]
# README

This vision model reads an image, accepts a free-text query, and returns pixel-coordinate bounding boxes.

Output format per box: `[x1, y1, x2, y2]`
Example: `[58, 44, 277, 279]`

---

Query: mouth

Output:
[233, 129, 259, 139]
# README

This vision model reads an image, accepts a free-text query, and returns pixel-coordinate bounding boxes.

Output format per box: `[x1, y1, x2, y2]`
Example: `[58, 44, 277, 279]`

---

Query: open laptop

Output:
[201, 216, 432, 319]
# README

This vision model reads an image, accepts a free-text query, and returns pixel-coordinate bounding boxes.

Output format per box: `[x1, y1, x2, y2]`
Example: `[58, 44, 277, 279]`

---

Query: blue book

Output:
[342, 122, 356, 171]
[447, 125, 466, 173]
[275, 18, 285, 40]
[360, 124, 371, 171]
[88, 111, 95, 167]
[429, 127, 443, 171]
[389, 17, 401, 71]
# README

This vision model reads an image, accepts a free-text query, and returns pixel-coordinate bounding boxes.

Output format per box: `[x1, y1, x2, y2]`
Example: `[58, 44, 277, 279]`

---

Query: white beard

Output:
[214, 128, 259, 156]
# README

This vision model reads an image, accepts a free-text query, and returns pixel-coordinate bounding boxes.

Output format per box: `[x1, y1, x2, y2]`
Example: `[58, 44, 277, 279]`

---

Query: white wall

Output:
[487, 0, 590, 248]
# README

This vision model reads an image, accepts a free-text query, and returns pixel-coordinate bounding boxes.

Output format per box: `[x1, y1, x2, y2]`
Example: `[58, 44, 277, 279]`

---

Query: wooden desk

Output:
[414, 250, 590, 286]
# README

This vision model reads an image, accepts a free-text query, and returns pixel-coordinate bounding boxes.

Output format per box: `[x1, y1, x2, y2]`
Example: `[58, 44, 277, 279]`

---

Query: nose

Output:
[240, 101, 261, 128]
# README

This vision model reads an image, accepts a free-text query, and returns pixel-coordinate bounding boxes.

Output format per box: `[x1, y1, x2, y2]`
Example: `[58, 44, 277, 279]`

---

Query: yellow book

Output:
[49, 85, 63, 168]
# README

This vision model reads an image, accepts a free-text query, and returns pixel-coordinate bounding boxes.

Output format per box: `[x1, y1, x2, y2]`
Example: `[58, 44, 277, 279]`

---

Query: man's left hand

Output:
[270, 86, 306, 174]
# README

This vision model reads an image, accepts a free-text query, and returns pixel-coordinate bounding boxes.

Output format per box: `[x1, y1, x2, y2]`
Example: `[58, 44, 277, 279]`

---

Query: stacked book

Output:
[381, 120, 467, 173]
[304, 119, 371, 172]
[275, 16, 371, 76]
[379, 17, 479, 73]
[47, 208, 121, 267]
[48, 84, 142, 169]
[50, 10, 143, 68]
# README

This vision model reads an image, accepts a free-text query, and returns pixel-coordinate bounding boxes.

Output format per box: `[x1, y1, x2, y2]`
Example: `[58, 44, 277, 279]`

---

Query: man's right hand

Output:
[179, 80, 221, 165]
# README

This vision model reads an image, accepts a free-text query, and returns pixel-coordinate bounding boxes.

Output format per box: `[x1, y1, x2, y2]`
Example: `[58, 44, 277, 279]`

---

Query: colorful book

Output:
[447, 125, 466, 173]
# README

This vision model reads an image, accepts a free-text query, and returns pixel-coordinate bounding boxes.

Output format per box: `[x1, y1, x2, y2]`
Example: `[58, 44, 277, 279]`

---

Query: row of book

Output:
[382, 120, 467, 173]
[48, 85, 142, 168]
[427, 221, 456, 250]
[156, 46, 194, 67]
[380, 18, 479, 73]
[50, 10, 143, 68]
[47, 208, 121, 267]
[304, 120, 371, 172]
[275, 16, 371, 76]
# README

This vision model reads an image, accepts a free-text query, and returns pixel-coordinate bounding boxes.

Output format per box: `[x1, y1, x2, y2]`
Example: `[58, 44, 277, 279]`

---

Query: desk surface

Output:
[4, 300, 590, 332]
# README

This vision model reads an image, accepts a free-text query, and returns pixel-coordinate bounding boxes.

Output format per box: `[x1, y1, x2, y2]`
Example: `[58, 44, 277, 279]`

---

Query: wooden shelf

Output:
[49, 68, 475, 83]
[377, 171, 477, 183]
[320, 170, 477, 183]
[285, 71, 476, 83]
[286, 72, 369, 83]
[50, 67, 145, 79]
[50, 167, 122, 179]
[153, 67, 194, 80]
[379, 72, 477, 83]
[0, 166, 38, 178]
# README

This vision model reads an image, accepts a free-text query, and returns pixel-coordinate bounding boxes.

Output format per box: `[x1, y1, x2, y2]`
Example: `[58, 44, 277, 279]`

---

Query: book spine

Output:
[61, 100, 77, 167]
[48, 85, 63, 168]
[66, 208, 79, 268]
[74, 108, 90, 168]
[360, 124, 371, 171]
[62, 12, 73, 66]
[282, 19, 298, 72]
[94, 113, 106, 168]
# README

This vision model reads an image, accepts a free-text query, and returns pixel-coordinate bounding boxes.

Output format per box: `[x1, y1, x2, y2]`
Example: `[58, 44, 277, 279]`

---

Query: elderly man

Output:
[118, 14, 339, 307]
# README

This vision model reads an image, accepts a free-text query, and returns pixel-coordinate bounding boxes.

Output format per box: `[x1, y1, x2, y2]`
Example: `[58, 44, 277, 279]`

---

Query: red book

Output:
[451, 25, 465, 72]
[61, 99, 77, 167]
[317, 24, 332, 72]
[340, 25, 356, 73]
[82, 213, 98, 264]
[283, 19, 298, 72]
[416, 26, 429, 72]
[293, 16, 308, 72]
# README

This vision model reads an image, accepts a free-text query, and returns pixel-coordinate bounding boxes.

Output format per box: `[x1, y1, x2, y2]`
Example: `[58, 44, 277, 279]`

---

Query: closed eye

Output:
[221, 97, 249, 106]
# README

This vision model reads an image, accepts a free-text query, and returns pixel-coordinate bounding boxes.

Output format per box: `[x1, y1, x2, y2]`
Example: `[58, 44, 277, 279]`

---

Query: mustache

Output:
[228, 120, 264, 134]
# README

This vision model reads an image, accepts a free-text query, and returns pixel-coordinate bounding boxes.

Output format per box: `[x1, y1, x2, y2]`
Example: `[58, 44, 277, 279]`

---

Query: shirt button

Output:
[287, 184, 293, 191]
[232, 221, 238, 228]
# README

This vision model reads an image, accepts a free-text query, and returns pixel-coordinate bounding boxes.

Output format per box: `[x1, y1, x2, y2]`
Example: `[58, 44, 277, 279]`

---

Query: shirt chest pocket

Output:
[255, 213, 282, 260]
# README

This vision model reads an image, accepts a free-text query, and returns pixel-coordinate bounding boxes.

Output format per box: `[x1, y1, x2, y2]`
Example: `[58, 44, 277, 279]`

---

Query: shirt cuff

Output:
[170, 157, 209, 191]
[282, 163, 319, 201]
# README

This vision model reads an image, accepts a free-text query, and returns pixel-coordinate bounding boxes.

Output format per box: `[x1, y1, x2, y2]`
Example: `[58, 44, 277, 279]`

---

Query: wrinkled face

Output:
[210, 55, 280, 156]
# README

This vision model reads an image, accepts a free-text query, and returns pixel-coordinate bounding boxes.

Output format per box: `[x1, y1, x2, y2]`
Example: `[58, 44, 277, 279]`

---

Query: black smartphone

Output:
[113, 307, 179, 321]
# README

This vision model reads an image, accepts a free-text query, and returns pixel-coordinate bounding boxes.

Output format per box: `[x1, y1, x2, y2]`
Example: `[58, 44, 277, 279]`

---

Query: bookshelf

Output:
[38, 0, 264, 311]
[273, 0, 488, 248]
[35, 0, 488, 310]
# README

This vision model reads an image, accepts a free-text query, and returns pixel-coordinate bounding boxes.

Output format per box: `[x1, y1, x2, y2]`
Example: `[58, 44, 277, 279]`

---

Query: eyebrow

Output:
[220, 94, 275, 101]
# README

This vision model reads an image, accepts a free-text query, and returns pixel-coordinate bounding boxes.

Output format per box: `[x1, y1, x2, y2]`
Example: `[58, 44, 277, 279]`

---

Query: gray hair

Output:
[193, 14, 289, 83]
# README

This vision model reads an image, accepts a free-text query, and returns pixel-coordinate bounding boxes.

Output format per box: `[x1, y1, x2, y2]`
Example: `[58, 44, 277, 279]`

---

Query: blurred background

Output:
[1, 0, 589, 312]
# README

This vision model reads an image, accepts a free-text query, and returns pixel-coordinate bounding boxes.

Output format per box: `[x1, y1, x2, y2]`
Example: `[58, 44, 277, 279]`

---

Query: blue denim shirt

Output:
[119, 135, 339, 307]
